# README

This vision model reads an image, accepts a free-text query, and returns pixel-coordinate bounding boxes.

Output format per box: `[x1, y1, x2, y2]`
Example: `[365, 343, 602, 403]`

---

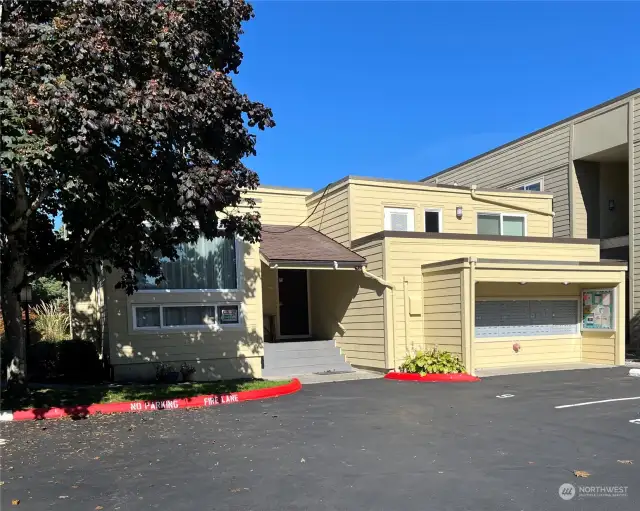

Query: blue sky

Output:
[235, 1, 639, 190]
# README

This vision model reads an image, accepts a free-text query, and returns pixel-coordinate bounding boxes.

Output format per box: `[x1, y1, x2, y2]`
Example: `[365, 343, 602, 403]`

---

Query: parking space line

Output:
[555, 397, 640, 409]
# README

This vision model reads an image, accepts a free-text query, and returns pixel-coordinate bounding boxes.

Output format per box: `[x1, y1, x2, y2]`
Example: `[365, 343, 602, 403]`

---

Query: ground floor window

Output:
[133, 304, 240, 330]
[475, 299, 578, 338]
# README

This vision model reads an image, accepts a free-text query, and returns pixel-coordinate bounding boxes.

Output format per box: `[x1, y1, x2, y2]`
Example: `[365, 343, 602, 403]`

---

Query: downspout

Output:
[403, 278, 410, 355]
[469, 258, 477, 376]
[470, 185, 555, 218]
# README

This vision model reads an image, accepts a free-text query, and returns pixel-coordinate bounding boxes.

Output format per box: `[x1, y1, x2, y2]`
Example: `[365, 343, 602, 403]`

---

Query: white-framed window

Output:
[477, 212, 527, 236]
[424, 208, 442, 233]
[517, 179, 543, 192]
[384, 207, 415, 231]
[132, 303, 241, 331]
[138, 236, 241, 292]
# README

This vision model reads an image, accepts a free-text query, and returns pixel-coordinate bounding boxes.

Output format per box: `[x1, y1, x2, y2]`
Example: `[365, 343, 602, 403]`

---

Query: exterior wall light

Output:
[456, 206, 463, 219]
[608, 199, 615, 211]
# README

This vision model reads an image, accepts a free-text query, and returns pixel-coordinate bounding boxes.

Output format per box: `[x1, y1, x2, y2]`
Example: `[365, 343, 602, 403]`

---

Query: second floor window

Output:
[517, 180, 542, 192]
[384, 207, 414, 231]
[477, 213, 526, 237]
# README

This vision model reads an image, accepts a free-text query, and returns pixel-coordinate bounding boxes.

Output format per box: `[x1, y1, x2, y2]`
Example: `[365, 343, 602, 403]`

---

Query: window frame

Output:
[383, 207, 415, 232]
[516, 179, 544, 192]
[136, 237, 243, 294]
[476, 212, 527, 236]
[132, 303, 243, 332]
[423, 208, 443, 233]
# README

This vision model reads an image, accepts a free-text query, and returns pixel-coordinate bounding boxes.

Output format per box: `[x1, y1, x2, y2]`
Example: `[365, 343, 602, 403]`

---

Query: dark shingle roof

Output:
[260, 226, 365, 266]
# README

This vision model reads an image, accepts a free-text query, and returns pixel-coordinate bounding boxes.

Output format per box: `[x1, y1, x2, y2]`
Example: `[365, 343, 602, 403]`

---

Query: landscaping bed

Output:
[1, 379, 290, 412]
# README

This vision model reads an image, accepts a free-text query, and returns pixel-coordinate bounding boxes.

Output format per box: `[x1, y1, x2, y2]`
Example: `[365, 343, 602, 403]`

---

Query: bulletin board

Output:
[581, 289, 615, 330]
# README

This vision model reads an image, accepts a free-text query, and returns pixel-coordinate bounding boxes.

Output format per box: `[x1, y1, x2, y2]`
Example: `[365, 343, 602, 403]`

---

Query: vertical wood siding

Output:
[306, 185, 350, 246]
[423, 126, 571, 236]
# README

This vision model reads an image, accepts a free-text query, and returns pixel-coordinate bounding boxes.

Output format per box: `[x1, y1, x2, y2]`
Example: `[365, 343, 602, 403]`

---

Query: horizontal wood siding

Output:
[475, 337, 581, 369]
[582, 331, 616, 365]
[387, 237, 600, 362]
[311, 240, 387, 369]
[248, 188, 309, 226]
[104, 241, 264, 379]
[306, 185, 350, 246]
[542, 166, 570, 237]
[424, 126, 571, 236]
[423, 270, 463, 357]
[350, 181, 553, 240]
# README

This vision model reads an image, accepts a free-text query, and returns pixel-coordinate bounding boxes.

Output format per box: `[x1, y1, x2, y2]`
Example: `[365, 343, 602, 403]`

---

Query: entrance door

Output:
[278, 269, 310, 337]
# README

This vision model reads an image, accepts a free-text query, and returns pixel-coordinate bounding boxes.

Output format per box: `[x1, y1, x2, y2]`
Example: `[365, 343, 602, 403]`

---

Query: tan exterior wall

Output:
[475, 337, 582, 369]
[310, 239, 387, 369]
[632, 94, 640, 341]
[306, 184, 351, 246]
[422, 269, 464, 358]
[384, 236, 601, 366]
[423, 126, 571, 237]
[582, 331, 616, 365]
[248, 187, 310, 226]
[599, 162, 629, 238]
[104, 240, 263, 381]
[573, 104, 628, 160]
[473, 277, 625, 370]
[349, 179, 553, 241]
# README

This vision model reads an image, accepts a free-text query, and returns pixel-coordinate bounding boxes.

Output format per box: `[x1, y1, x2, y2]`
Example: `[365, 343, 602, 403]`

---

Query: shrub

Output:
[33, 300, 70, 342]
[155, 362, 178, 383]
[180, 362, 196, 381]
[399, 347, 466, 375]
[27, 339, 102, 383]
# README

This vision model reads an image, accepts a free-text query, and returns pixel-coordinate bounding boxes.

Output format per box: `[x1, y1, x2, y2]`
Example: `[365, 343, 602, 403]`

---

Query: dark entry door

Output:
[278, 270, 309, 337]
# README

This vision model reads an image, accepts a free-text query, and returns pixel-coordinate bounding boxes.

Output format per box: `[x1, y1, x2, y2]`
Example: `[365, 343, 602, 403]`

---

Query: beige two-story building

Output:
[73, 176, 626, 380]
[423, 88, 640, 347]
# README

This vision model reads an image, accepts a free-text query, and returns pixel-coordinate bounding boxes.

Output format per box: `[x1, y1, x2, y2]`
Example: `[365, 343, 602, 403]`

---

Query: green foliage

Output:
[399, 347, 466, 375]
[32, 300, 70, 341]
[155, 362, 178, 383]
[1, 0, 273, 299]
[27, 339, 102, 383]
[180, 362, 196, 380]
[32, 276, 67, 303]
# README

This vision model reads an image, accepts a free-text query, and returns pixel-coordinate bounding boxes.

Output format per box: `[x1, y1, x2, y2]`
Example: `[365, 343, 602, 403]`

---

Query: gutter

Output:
[470, 185, 555, 218]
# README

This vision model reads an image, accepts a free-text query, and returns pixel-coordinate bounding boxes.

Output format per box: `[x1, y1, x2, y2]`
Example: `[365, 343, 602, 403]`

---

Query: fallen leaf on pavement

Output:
[11, 499, 19, 506]
[617, 460, 633, 465]
[300, 458, 305, 463]
[574, 470, 591, 478]
[95, 506, 104, 510]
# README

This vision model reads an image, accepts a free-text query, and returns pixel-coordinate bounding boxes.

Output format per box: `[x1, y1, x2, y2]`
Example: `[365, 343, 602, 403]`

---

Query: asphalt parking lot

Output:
[2, 367, 639, 511]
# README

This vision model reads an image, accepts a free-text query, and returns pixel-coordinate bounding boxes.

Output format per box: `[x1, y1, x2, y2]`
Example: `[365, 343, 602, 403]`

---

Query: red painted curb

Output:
[11, 379, 302, 421]
[384, 372, 480, 382]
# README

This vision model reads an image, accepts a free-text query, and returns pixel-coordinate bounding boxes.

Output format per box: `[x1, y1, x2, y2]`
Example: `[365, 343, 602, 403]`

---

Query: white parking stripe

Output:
[555, 397, 640, 409]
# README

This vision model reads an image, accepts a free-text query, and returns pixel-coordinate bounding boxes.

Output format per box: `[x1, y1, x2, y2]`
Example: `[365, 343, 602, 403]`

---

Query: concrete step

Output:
[263, 339, 354, 377]
[264, 340, 336, 352]
[262, 361, 354, 378]
[265, 354, 348, 370]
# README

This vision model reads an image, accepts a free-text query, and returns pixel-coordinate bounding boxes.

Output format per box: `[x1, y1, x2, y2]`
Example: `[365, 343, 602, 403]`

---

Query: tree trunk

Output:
[1, 283, 26, 386]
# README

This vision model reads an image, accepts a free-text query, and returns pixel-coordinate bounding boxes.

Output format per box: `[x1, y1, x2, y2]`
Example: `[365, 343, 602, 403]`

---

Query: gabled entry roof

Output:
[260, 225, 365, 269]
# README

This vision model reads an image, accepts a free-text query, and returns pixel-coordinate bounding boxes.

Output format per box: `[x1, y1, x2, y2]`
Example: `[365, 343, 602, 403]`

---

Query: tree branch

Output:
[28, 200, 138, 283]
[7, 187, 52, 233]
